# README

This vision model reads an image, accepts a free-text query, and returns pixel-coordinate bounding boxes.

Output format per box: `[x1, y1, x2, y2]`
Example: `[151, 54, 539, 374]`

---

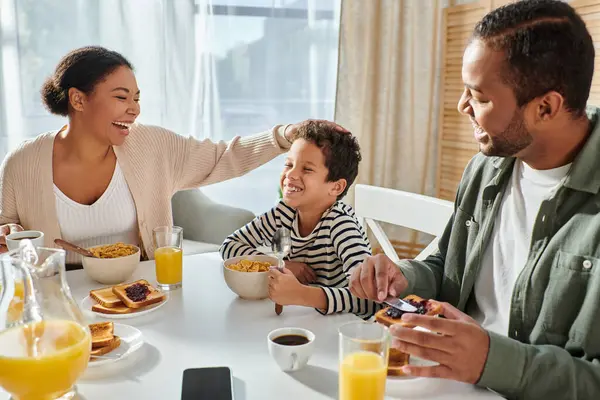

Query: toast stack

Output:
[90, 322, 121, 357]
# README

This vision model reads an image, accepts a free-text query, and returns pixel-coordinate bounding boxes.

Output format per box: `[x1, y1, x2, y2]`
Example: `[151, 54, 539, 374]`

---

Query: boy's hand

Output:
[284, 261, 317, 284]
[268, 268, 307, 305]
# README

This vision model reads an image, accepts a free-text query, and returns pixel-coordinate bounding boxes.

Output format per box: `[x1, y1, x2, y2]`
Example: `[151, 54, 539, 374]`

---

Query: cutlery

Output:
[383, 296, 418, 313]
[272, 227, 291, 315]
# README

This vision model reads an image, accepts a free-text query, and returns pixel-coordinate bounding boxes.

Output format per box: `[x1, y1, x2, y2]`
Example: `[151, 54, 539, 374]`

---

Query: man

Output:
[349, 1, 600, 399]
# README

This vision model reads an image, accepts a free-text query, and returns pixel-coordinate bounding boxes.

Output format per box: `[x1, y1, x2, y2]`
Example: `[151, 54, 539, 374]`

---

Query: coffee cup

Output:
[5, 231, 45, 251]
[267, 327, 315, 372]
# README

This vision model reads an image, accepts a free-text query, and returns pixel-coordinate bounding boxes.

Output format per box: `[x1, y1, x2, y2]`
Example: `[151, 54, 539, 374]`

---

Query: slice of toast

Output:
[90, 322, 114, 348]
[90, 336, 121, 357]
[112, 279, 166, 309]
[374, 295, 443, 377]
[90, 287, 125, 308]
[91, 303, 135, 315]
[375, 294, 444, 328]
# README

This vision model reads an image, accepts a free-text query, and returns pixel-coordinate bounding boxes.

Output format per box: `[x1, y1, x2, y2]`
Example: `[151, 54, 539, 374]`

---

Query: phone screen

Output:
[181, 367, 234, 400]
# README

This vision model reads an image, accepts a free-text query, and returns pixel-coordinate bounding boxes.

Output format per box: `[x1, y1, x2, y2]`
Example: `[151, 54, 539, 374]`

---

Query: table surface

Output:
[1, 252, 504, 400]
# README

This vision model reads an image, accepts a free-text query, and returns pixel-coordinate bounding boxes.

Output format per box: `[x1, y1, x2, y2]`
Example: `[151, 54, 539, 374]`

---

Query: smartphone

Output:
[181, 367, 234, 400]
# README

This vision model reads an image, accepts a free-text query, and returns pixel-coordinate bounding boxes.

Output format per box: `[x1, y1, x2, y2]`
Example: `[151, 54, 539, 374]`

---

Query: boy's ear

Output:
[329, 179, 347, 198]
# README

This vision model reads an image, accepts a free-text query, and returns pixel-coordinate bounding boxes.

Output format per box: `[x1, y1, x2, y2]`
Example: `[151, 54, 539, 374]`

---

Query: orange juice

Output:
[7, 281, 24, 323]
[0, 280, 25, 324]
[155, 246, 183, 284]
[339, 351, 387, 400]
[0, 319, 91, 400]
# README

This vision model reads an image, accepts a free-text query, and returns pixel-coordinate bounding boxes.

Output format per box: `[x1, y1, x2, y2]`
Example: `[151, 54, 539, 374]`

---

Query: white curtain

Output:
[0, 0, 341, 215]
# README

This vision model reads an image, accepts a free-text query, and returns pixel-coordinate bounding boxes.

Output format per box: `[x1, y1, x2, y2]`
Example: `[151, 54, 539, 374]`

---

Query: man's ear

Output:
[535, 91, 563, 122]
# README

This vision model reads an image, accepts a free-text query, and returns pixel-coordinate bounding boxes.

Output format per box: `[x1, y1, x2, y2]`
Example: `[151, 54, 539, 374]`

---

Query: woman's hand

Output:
[284, 120, 350, 142]
[0, 224, 24, 253]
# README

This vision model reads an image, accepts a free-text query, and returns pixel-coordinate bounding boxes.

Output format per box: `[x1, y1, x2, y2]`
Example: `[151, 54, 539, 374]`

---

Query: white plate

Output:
[88, 323, 144, 367]
[386, 356, 443, 398]
[81, 294, 168, 319]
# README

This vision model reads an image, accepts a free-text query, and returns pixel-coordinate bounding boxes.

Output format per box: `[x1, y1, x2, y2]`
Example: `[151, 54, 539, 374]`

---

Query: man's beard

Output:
[479, 111, 533, 157]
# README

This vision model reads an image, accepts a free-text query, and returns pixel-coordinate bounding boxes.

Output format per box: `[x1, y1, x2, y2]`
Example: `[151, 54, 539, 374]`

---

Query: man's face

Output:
[458, 39, 533, 157]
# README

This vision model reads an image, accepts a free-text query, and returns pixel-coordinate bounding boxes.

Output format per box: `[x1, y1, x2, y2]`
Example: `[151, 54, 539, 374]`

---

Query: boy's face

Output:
[280, 139, 345, 210]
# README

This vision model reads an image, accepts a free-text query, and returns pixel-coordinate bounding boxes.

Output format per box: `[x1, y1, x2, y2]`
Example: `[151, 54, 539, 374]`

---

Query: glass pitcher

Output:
[0, 241, 91, 400]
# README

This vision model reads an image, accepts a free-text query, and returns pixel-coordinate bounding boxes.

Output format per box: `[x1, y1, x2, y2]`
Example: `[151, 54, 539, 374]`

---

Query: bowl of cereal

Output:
[82, 243, 141, 285]
[223, 255, 278, 300]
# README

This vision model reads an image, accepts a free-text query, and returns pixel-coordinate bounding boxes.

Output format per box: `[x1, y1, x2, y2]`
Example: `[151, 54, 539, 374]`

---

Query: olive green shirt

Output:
[400, 106, 600, 400]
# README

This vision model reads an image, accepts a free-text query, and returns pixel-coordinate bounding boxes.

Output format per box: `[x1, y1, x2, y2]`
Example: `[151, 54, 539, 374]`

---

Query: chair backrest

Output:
[354, 184, 454, 263]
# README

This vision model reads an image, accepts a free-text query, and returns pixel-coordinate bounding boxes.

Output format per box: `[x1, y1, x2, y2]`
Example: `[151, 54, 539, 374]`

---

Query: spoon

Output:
[54, 239, 96, 258]
[272, 227, 291, 315]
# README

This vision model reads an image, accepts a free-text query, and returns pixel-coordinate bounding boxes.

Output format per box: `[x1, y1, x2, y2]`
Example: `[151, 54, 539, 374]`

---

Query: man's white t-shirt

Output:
[471, 160, 571, 336]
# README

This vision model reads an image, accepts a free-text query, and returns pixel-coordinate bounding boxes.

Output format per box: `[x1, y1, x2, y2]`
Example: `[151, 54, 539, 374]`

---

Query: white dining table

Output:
[2, 252, 504, 400]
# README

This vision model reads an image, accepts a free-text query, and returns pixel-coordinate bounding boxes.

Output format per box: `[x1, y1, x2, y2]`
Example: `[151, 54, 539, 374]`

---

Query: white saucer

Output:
[81, 294, 168, 319]
[88, 323, 144, 367]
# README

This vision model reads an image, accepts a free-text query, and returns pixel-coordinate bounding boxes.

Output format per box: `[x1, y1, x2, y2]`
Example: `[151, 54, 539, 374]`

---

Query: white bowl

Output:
[222, 255, 278, 300]
[82, 245, 141, 285]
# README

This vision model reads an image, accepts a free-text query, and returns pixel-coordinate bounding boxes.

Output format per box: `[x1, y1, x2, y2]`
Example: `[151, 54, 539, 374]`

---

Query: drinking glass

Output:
[153, 226, 183, 290]
[338, 321, 390, 400]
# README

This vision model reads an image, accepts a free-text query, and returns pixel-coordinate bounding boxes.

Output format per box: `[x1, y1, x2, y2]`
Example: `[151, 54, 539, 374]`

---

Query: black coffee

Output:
[272, 334, 309, 346]
[14, 236, 39, 240]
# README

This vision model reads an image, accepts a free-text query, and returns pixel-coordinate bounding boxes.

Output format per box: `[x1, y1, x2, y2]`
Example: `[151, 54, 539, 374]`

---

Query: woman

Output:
[0, 46, 345, 265]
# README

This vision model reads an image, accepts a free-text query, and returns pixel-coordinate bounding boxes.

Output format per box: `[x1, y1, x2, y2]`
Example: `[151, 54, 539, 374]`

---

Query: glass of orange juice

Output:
[153, 226, 183, 290]
[338, 321, 390, 400]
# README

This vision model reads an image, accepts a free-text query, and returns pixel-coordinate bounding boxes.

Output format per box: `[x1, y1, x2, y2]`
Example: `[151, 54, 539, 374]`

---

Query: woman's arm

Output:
[173, 125, 292, 191]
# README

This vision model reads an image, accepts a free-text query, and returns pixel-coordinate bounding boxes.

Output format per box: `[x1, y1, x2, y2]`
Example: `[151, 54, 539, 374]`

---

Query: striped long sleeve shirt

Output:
[220, 200, 383, 319]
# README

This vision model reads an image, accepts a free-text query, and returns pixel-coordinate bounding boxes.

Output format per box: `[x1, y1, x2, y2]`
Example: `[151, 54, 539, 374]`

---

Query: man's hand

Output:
[268, 267, 307, 306]
[0, 224, 24, 253]
[284, 119, 350, 142]
[348, 254, 408, 301]
[390, 302, 489, 384]
[284, 260, 316, 284]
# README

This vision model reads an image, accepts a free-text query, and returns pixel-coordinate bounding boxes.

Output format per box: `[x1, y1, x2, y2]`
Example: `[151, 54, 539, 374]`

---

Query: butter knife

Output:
[383, 296, 418, 313]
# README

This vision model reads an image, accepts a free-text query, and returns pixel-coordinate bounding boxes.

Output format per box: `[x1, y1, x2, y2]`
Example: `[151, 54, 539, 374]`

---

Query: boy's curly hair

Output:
[295, 121, 361, 199]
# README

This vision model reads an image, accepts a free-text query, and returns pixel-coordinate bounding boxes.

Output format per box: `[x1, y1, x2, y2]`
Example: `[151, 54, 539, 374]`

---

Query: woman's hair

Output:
[41, 46, 133, 116]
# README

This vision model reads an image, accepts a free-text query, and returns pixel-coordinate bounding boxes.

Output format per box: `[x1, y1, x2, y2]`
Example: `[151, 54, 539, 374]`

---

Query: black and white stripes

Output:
[220, 201, 383, 319]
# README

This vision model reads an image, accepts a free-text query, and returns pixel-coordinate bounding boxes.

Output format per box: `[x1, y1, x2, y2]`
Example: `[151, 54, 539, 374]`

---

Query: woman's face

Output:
[73, 66, 141, 146]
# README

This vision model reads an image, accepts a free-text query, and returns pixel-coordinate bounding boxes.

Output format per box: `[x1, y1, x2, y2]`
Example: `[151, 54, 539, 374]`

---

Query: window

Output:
[0, 0, 341, 215]
[195, 0, 342, 214]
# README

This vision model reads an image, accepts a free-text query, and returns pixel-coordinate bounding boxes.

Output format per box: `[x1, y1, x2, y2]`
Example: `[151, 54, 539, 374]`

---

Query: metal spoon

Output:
[272, 227, 291, 315]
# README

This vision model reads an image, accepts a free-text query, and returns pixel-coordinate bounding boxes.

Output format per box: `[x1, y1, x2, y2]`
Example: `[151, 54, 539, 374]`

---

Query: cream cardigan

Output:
[0, 123, 290, 259]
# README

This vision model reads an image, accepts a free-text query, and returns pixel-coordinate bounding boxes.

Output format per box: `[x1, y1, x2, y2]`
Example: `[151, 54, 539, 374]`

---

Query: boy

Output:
[220, 121, 382, 319]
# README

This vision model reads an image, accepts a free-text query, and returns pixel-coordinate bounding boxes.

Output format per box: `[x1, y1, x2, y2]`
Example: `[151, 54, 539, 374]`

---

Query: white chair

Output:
[354, 184, 454, 263]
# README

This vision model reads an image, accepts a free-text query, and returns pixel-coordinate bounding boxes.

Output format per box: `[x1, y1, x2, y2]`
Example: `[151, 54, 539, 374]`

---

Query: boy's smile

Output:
[280, 139, 340, 210]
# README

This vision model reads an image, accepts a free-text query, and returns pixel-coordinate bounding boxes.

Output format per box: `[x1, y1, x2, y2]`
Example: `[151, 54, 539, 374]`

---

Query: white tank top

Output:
[54, 162, 139, 265]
